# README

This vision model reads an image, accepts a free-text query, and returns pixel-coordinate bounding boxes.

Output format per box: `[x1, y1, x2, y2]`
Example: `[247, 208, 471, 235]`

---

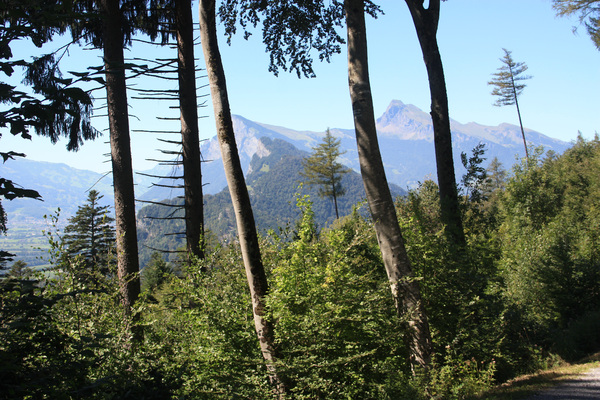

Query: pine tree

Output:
[300, 129, 350, 219]
[63, 190, 115, 274]
[489, 48, 532, 159]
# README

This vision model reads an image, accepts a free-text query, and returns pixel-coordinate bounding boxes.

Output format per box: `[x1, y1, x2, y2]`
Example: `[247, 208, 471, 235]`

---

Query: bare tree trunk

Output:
[198, 0, 287, 394]
[511, 79, 529, 159]
[331, 180, 340, 219]
[405, 0, 465, 246]
[345, 0, 432, 370]
[100, 0, 140, 316]
[175, 0, 204, 260]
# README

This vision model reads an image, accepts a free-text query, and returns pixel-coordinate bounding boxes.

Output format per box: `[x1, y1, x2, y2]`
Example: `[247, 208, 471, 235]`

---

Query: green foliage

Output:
[139, 244, 274, 398]
[141, 251, 173, 292]
[219, 0, 345, 78]
[0, 0, 97, 147]
[461, 143, 489, 205]
[63, 190, 115, 275]
[0, 218, 141, 399]
[553, 0, 600, 51]
[397, 182, 507, 378]
[7, 260, 29, 278]
[498, 139, 600, 358]
[301, 129, 351, 219]
[4, 138, 600, 398]
[263, 196, 418, 399]
[426, 356, 497, 400]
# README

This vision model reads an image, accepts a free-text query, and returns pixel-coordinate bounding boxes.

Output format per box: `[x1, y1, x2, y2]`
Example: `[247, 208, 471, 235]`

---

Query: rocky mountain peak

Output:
[376, 100, 434, 140]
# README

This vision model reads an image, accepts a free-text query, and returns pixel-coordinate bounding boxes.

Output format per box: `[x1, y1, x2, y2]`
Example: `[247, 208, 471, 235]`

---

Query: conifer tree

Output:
[489, 48, 532, 159]
[63, 190, 115, 274]
[300, 129, 350, 219]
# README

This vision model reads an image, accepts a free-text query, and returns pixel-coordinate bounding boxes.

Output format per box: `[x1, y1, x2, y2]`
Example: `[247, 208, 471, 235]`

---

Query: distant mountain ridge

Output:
[0, 158, 114, 223]
[2, 99, 572, 219]
[142, 99, 571, 201]
[1, 99, 573, 267]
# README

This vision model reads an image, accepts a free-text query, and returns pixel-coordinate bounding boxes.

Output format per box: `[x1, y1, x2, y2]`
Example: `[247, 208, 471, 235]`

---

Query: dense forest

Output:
[3, 137, 600, 398]
[2, 0, 600, 399]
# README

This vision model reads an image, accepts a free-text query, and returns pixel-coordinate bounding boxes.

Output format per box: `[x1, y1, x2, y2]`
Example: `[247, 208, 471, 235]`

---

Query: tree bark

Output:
[345, 0, 432, 370]
[405, 0, 465, 246]
[99, 0, 140, 315]
[198, 0, 287, 394]
[176, 0, 204, 260]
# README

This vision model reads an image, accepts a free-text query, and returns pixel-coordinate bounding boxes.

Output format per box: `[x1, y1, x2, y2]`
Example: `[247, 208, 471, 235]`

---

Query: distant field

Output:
[0, 220, 57, 269]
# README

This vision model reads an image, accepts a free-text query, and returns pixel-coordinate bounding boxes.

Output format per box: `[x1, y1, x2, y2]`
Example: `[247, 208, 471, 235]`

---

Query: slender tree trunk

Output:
[405, 0, 465, 246]
[510, 74, 529, 159]
[345, 0, 432, 370]
[332, 180, 340, 219]
[100, 0, 140, 315]
[176, 0, 204, 260]
[198, 0, 287, 394]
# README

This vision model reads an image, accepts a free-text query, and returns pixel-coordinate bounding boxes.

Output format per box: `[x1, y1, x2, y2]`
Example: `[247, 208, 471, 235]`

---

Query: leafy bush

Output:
[263, 196, 417, 399]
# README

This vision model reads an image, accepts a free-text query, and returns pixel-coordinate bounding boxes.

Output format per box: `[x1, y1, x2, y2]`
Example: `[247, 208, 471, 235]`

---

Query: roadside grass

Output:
[471, 353, 600, 400]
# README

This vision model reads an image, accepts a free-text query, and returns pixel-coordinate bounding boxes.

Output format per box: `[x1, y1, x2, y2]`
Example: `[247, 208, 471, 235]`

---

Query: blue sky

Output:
[2, 0, 599, 173]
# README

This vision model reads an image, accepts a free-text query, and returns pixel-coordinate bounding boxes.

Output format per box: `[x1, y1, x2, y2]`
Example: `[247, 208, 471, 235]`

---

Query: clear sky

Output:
[2, 0, 599, 173]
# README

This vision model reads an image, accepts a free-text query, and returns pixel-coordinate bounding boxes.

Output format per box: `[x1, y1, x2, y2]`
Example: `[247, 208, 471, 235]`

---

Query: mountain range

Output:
[1, 99, 572, 267]
[141, 100, 571, 201]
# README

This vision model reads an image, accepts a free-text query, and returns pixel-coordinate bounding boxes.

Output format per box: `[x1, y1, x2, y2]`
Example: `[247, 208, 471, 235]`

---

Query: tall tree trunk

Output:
[175, 0, 204, 260]
[100, 0, 140, 315]
[511, 78, 529, 159]
[198, 0, 287, 394]
[345, 0, 431, 370]
[405, 0, 465, 246]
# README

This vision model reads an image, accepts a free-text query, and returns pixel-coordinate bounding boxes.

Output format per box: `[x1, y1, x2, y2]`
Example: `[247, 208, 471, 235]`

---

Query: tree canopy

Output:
[553, 0, 600, 50]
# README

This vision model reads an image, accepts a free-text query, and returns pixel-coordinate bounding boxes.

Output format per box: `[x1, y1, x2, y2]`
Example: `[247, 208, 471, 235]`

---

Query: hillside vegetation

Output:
[136, 137, 405, 267]
[2, 136, 600, 399]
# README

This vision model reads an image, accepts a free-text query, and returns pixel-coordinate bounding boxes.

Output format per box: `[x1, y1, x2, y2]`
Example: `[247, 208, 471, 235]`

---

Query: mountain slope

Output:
[141, 100, 571, 200]
[136, 137, 405, 267]
[0, 158, 114, 222]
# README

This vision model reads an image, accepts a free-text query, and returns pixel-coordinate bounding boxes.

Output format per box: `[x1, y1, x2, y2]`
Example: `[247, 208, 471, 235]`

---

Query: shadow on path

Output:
[527, 366, 600, 399]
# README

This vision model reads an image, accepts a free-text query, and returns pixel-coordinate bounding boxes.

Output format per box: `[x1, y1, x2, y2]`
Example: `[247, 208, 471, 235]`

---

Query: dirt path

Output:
[528, 366, 600, 399]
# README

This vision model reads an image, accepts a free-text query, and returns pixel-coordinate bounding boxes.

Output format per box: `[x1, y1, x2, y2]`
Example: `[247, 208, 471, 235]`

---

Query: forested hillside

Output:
[136, 137, 405, 267]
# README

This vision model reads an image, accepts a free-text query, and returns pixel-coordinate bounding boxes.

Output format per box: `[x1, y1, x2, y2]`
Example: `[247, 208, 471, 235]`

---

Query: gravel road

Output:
[527, 366, 600, 399]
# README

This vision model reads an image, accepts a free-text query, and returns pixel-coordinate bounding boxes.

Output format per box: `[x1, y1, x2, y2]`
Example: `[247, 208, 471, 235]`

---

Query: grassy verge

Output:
[472, 353, 600, 400]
